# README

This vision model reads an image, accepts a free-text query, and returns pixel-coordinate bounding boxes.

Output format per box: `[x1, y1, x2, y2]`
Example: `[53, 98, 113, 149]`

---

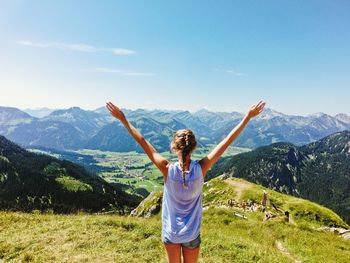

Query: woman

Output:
[106, 100, 266, 263]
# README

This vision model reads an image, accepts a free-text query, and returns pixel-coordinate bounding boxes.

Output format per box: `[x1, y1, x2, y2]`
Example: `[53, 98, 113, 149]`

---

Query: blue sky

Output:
[0, 0, 349, 115]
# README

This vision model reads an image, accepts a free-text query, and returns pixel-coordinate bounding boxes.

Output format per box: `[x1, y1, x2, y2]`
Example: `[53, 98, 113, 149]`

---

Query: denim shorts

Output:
[162, 234, 201, 249]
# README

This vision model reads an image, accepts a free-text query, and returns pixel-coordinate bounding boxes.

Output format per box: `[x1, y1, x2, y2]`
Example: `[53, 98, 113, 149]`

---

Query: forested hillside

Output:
[207, 131, 350, 223]
[0, 136, 141, 213]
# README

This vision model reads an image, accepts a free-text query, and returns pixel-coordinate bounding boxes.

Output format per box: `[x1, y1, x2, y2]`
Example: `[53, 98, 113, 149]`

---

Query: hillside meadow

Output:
[1, 177, 350, 263]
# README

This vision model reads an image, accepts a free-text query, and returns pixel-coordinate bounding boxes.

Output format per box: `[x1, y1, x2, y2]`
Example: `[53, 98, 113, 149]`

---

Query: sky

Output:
[0, 0, 349, 115]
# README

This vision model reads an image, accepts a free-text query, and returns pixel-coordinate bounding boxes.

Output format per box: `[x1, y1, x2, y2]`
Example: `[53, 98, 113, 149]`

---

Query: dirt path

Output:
[275, 240, 302, 263]
[224, 178, 251, 201]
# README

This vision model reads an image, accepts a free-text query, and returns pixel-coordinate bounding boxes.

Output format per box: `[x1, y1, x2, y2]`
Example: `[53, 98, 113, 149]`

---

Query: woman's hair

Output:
[170, 129, 197, 188]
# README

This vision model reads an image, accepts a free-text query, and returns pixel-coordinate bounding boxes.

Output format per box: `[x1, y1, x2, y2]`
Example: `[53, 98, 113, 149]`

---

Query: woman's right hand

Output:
[106, 102, 126, 121]
[247, 100, 266, 119]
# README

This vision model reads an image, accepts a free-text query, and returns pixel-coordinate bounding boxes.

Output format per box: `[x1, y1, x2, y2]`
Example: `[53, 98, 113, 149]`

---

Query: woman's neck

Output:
[178, 155, 191, 171]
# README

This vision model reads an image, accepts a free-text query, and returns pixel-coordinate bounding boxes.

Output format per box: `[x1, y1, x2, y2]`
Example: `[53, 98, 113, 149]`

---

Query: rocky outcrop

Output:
[317, 226, 350, 240]
[130, 191, 163, 218]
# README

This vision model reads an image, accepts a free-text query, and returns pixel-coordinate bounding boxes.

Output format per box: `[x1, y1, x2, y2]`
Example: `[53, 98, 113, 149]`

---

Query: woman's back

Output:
[161, 160, 204, 243]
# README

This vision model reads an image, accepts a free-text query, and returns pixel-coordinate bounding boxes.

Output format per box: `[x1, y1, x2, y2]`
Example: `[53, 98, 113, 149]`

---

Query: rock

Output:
[234, 212, 247, 219]
[130, 191, 163, 218]
[317, 226, 350, 240]
[341, 231, 350, 240]
[219, 173, 230, 180]
[145, 204, 161, 218]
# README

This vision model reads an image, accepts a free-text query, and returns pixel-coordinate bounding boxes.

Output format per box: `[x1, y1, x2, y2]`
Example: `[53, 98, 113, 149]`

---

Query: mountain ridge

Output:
[207, 130, 350, 224]
[0, 105, 349, 152]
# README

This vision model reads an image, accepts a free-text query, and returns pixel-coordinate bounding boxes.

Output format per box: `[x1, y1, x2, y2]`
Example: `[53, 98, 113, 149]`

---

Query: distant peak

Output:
[335, 113, 350, 117]
[263, 107, 285, 114]
[258, 107, 285, 119]
[68, 106, 84, 112]
[24, 107, 53, 111]
[196, 108, 210, 113]
[334, 113, 350, 124]
[308, 112, 328, 118]
[0, 106, 33, 118]
[49, 107, 86, 116]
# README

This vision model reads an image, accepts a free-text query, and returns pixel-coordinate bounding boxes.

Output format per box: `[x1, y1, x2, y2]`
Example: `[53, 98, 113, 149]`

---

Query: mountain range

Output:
[0, 106, 349, 152]
[207, 130, 350, 224]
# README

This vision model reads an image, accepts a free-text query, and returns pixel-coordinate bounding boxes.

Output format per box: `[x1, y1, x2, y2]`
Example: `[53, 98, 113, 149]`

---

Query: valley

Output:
[29, 146, 250, 193]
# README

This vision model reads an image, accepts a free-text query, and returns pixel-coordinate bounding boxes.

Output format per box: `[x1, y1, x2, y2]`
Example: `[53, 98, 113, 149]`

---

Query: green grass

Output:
[203, 179, 238, 206]
[0, 155, 10, 163]
[0, 209, 349, 263]
[0, 212, 163, 262]
[55, 176, 93, 193]
[238, 179, 348, 228]
[1, 176, 349, 262]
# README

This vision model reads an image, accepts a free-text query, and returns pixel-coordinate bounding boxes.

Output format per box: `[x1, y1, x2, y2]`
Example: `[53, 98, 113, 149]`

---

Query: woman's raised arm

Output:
[199, 100, 266, 176]
[106, 102, 169, 178]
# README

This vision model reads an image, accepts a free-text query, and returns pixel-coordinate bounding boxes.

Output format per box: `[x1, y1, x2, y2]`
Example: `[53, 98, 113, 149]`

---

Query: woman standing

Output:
[106, 100, 266, 263]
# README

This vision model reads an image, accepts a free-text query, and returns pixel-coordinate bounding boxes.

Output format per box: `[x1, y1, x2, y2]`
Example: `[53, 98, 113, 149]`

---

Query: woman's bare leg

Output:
[182, 246, 200, 263]
[164, 243, 182, 263]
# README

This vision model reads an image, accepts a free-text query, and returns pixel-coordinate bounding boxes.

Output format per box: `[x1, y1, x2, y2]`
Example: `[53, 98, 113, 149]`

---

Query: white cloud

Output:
[213, 68, 245, 76]
[111, 48, 137, 55]
[225, 69, 245, 76]
[95, 67, 154, 77]
[69, 44, 98, 52]
[17, 40, 52, 48]
[17, 40, 136, 55]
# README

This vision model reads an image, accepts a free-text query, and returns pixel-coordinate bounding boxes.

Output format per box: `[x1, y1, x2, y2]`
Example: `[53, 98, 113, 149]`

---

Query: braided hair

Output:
[170, 129, 197, 188]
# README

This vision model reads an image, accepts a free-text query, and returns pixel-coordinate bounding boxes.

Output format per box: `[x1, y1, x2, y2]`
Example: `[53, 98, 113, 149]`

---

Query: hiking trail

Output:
[275, 240, 302, 263]
[224, 178, 251, 201]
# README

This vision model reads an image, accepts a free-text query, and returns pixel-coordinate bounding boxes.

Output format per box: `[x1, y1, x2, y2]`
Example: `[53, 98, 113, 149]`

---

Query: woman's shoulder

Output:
[167, 160, 202, 178]
[168, 159, 200, 169]
[191, 160, 203, 177]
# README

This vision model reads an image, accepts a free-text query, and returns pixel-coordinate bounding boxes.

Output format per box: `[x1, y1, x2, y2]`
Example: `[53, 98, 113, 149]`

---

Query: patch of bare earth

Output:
[224, 178, 251, 201]
[275, 240, 302, 263]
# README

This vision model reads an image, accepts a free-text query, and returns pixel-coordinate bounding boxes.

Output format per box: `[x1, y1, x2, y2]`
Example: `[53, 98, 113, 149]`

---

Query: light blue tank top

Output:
[161, 160, 204, 243]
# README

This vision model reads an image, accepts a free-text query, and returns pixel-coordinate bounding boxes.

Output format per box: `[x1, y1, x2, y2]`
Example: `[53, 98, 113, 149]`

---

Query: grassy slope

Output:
[1, 177, 349, 262]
